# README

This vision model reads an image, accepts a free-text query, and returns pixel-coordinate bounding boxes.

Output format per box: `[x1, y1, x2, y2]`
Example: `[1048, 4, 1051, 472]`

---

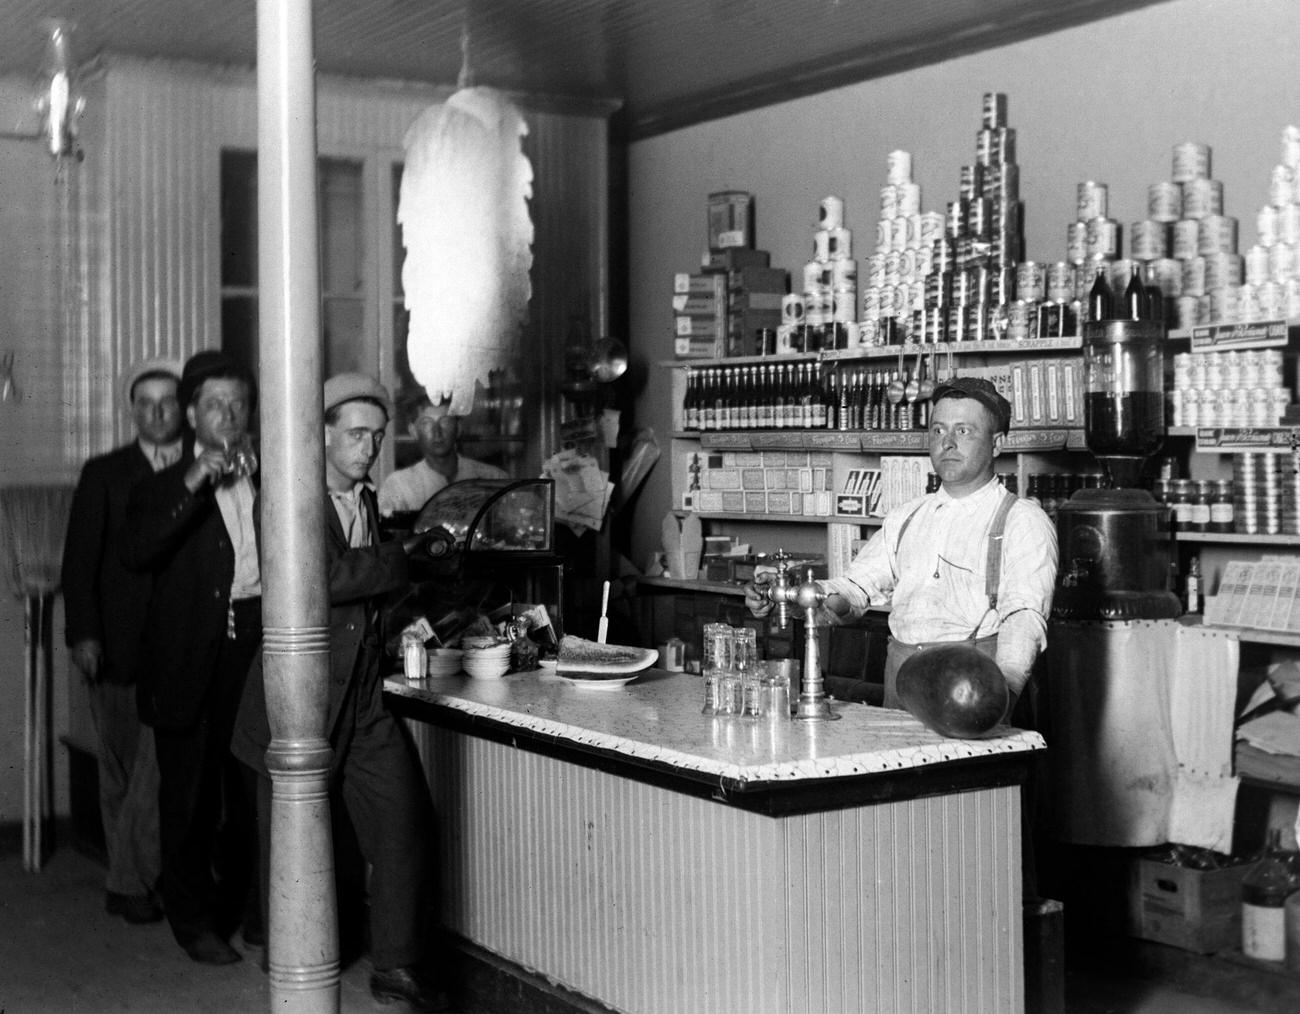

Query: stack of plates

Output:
[462, 642, 512, 680]
[426, 647, 464, 678]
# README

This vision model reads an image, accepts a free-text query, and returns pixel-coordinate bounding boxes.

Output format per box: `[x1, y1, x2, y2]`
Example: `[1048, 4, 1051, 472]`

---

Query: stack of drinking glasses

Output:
[701, 623, 792, 721]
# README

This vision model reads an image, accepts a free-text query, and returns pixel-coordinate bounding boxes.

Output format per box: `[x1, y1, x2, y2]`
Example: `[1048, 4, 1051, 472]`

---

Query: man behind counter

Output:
[377, 391, 506, 516]
[232, 372, 447, 1012]
[746, 377, 1058, 718]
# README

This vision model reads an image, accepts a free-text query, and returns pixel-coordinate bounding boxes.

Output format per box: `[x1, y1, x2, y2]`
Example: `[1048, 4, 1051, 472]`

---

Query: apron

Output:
[880, 487, 1016, 709]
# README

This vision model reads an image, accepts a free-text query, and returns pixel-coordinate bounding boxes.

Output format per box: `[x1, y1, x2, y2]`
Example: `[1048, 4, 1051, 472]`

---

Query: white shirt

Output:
[377, 456, 508, 516]
[139, 437, 182, 471]
[198, 441, 261, 601]
[822, 477, 1058, 689]
[329, 483, 373, 549]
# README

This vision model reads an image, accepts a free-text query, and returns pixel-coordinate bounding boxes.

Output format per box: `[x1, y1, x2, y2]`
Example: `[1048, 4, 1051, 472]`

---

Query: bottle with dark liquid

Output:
[1123, 265, 1147, 321]
[683, 370, 700, 431]
[1088, 267, 1114, 322]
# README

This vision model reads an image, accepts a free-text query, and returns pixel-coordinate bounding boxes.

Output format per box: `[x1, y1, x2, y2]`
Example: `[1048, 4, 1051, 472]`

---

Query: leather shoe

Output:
[369, 966, 450, 1012]
[182, 931, 242, 966]
[105, 891, 164, 925]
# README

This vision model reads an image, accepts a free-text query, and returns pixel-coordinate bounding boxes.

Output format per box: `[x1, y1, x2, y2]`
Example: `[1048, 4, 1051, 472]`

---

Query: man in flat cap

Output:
[232, 372, 447, 1011]
[61, 356, 183, 926]
[747, 376, 1058, 717]
[120, 349, 262, 965]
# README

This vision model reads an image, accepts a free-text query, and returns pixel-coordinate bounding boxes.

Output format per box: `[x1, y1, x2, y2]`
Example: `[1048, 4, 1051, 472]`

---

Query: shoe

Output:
[369, 966, 451, 1012]
[182, 931, 243, 966]
[105, 891, 165, 924]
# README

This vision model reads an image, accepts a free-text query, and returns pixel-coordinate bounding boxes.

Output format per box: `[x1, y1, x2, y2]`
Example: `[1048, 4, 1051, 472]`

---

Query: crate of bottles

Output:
[1127, 849, 1257, 954]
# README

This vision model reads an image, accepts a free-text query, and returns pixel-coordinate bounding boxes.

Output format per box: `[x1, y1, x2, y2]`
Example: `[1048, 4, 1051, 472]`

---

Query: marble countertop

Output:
[385, 668, 1045, 789]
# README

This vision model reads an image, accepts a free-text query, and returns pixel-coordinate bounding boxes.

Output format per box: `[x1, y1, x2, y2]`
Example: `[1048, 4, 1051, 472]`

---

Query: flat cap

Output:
[931, 376, 1012, 434]
[323, 372, 393, 419]
[120, 356, 182, 407]
[179, 350, 255, 409]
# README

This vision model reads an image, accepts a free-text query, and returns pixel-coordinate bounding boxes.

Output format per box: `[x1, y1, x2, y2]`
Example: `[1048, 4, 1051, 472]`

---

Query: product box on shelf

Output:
[1126, 855, 1256, 954]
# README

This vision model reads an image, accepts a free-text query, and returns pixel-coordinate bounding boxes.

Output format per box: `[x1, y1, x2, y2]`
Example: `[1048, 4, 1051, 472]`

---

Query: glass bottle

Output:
[1088, 266, 1114, 322]
[1188, 479, 1212, 533]
[1184, 555, 1202, 615]
[838, 366, 851, 432]
[683, 369, 700, 431]
[1123, 264, 1147, 321]
[700, 369, 717, 432]
[1243, 828, 1295, 962]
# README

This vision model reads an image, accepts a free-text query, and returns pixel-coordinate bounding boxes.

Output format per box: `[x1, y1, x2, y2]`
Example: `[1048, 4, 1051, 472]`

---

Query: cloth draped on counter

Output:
[1047, 619, 1239, 853]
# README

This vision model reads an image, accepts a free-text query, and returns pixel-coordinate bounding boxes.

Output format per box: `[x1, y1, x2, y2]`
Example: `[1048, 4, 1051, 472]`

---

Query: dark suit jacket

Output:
[120, 442, 254, 729]
[232, 486, 408, 777]
[61, 442, 158, 686]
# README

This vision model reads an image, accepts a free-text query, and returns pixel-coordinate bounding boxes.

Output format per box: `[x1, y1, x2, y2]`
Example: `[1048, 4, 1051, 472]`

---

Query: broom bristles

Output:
[0, 485, 75, 598]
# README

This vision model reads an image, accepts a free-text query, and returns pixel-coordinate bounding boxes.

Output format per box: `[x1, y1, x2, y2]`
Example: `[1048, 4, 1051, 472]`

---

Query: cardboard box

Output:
[1127, 857, 1256, 954]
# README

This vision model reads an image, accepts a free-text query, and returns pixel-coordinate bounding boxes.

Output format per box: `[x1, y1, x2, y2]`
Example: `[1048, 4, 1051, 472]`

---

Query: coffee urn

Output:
[1053, 320, 1181, 620]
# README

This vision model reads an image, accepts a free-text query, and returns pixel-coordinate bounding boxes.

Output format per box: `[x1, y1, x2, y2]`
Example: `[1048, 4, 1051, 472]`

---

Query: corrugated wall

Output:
[79, 55, 609, 457]
[418, 725, 1023, 1014]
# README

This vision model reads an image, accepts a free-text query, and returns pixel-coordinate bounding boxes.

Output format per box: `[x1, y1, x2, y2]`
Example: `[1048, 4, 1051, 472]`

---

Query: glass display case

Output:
[412, 477, 553, 559]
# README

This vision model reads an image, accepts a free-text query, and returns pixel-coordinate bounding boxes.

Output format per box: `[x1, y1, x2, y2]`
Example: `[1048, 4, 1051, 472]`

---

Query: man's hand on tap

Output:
[743, 575, 775, 618]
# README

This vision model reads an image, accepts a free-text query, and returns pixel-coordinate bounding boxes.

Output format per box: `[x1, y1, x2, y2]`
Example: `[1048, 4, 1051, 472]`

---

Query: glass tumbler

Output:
[701, 623, 733, 716]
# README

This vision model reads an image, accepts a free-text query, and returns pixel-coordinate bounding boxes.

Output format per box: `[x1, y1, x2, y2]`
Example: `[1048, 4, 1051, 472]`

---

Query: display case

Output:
[412, 477, 554, 560]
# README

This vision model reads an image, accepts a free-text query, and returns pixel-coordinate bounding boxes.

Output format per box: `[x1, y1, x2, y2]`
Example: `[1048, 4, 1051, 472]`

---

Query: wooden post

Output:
[255, 1, 337, 1010]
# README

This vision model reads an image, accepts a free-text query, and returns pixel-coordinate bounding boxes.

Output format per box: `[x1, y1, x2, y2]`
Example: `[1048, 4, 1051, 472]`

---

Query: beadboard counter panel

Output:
[387, 670, 1038, 1014]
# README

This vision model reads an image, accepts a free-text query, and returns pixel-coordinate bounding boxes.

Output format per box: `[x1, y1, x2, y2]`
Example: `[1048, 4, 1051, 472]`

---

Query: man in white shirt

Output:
[377, 393, 506, 516]
[61, 357, 183, 926]
[747, 377, 1058, 718]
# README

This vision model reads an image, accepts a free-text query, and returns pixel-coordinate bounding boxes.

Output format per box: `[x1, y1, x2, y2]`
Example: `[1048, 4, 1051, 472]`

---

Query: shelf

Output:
[674, 427, 1084, 453]
[1185, 617, 1300, 648]
[676, 510, 831, 525]
[663, 336, 1082, 370]
[1177, 532, 1300, 546]
[637, 575, 747, 596]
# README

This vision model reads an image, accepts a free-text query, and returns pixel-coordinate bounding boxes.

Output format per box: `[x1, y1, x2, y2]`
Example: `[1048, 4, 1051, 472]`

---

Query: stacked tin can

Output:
[1122, 141, 1241, 329]
[1232, 452, 1300, 535]
[1240, 126, 1300, 324]
[1169, 348, 1288, 427]
[793, 196, 858, 351]
[858, 149, 936, 345]
[1064, 180, 1122, 328]
[943, 92, 1025, 342]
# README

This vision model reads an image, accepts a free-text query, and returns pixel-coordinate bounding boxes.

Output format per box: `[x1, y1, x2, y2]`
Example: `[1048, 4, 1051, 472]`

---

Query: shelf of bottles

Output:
[674, 357, 1085, 453]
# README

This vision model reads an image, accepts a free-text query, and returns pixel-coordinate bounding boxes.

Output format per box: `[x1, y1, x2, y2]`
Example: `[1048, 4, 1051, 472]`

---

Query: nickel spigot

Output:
[762, 565, 839, 723]
[768, 550, 794, 632]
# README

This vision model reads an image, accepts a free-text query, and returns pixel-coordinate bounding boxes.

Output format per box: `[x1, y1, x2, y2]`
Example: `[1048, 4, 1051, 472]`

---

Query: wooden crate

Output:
[1127, 856, 1257, 954]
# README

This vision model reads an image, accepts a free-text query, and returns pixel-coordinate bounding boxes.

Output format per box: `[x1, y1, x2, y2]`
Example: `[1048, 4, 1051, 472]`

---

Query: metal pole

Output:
[255, 1, 337, 1010]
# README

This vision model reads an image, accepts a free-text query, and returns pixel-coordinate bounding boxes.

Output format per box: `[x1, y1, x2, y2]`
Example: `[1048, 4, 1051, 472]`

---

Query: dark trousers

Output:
[154, 600, 261, 946]
[251, 666, 434, 971]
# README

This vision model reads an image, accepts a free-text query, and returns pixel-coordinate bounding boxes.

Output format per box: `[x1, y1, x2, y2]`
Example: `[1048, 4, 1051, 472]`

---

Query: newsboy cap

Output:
[931, 376, 1012, 434]
[179, 350, 256, 409]
[323, 372, 393, 419]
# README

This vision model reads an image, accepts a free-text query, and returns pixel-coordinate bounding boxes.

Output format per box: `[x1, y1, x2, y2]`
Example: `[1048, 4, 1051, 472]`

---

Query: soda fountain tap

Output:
[761, 563, 839, 722]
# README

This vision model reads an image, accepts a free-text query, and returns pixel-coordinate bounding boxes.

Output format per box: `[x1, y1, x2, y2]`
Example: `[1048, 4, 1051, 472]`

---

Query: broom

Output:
[0, 484, 74, 872]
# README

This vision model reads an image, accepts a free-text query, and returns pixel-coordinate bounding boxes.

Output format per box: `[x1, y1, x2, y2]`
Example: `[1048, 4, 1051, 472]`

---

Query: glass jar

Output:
[1188, 480, 1212, 533]
[1209, 479, 1235, 533]
[1169, 478, 1195, 532]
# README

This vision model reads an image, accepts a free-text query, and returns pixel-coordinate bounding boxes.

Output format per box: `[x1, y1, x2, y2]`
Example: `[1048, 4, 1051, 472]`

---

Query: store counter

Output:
[386, 668, 1044, 1014]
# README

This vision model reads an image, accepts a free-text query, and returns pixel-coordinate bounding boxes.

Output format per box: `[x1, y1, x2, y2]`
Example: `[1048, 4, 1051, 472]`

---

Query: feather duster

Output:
[399, 87, 534, 416]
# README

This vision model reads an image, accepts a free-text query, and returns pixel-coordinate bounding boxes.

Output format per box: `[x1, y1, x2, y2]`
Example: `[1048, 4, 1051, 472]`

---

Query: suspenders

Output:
[895, 486, 1016, 611]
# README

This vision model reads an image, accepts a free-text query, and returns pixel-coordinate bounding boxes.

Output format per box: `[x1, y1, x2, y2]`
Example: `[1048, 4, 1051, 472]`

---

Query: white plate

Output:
[558, 671, 641, 691]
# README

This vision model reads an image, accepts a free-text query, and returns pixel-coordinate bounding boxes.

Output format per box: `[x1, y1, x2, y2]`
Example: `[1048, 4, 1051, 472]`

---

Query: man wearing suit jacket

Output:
[232, 372, 446, 1012]
[61, 357, 183, 925]
[120, 350, 262, 966]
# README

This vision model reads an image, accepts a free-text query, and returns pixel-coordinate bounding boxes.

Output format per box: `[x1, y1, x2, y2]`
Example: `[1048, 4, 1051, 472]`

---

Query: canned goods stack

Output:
[1127, 141, 1244, 329]
[858, 150, 936, 345]
[791, 195, 859, 352]
[1238, 126, 1300, 325]
[1169, 348, 1288, 427]
[1231, 453, 1296, 535]
[1025, 471, 1106, 519]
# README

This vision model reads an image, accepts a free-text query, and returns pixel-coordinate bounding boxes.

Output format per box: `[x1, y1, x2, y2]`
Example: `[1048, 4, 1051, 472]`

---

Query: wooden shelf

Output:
[1187, 619, 1300, 648]
[662, 336, 1082, 370]
[1177, 532, 1300, 546]
[673, 427, 1084, 453]
[637, 575, 747, 596]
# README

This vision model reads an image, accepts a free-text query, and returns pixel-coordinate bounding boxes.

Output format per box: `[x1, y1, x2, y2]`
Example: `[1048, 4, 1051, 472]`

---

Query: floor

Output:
[2, 847, 1299, 1014]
